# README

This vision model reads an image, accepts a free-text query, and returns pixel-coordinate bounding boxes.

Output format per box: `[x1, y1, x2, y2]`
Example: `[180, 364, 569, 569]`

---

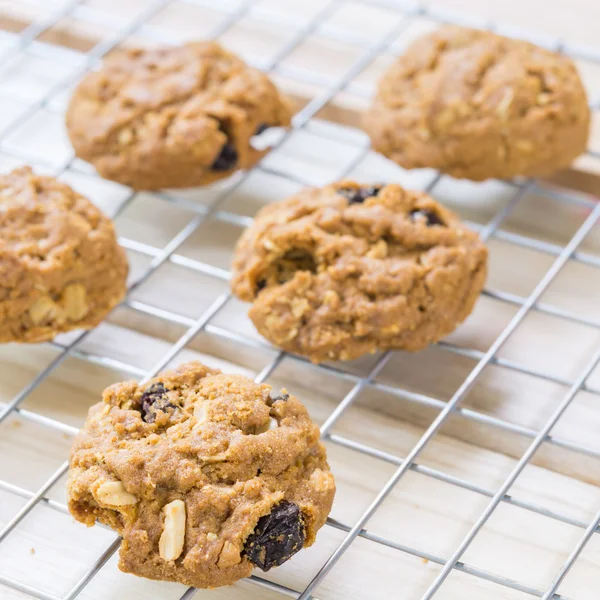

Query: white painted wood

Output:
[1, 1, 600, 599]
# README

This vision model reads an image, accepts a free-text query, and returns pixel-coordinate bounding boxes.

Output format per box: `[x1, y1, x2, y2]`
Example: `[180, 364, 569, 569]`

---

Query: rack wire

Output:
[1, 0, 600, 599]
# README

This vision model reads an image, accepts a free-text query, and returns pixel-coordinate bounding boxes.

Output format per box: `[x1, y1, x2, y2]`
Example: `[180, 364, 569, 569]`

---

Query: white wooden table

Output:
[1, 1, 600, 599]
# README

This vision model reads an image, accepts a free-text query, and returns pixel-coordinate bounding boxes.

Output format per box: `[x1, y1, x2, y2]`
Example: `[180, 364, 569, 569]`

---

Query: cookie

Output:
[231, 181, 487, 363]
[66, 42, 292, 190]
[0, 167, 128, 343]
[363, 26, 590, 181]
[68, 361, 334, 589]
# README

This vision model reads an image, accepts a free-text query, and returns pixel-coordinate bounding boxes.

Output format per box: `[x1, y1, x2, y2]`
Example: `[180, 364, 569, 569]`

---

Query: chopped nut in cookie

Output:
[61, 283, 89, 321]
[159, 500, 186, 561]
[29, 296, 63, 326]
[96, 481, 137, 506]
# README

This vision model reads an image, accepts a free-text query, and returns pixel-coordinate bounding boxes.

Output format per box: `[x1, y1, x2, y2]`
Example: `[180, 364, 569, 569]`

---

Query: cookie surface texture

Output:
[66, 42, 292, 190]
[0, 167, 128, 343]
[231, 181, 488, 362]
[363, 26, 590, 180]
[68, 361, 335, 588]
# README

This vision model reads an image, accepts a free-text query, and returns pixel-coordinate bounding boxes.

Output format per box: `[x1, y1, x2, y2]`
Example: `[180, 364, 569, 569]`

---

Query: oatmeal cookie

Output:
[68, 361, 334, 589]
[231, 181, 488, 362]
[66, 42, 292, 190]
[0, 167, 128, 343]
[363, 26, 590, 181]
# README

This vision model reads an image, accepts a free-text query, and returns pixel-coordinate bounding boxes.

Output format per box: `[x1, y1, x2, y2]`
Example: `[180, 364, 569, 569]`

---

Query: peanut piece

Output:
[118, 128, 134, 145]
[323, 290, 339, 307]
[193, 402, 208, 430]
[29, 296, 63, 325]
[262, 239, 279, 251]
[496, 89, 514, 121]
[96, 481, 137, 506]
[366, 240, 388, 259]
[382, 324, 400, 334]
[291, 298, 309, 318]
[516, 140, 534, 153]
[284, 327, 298, 341]
[62, 283, 89, 321]
[537, 92, 552, 106]
[310, 468, 335, 492]
[159, 500, 186, 561]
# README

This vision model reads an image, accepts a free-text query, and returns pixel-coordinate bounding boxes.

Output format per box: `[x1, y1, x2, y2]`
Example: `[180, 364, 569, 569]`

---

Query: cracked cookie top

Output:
[0, 167, 128, 343]
[68, 361, 334, 589]
[66, 42, 292, 190]
[231, 181, 488, 362]
[364, 26, 590, 181]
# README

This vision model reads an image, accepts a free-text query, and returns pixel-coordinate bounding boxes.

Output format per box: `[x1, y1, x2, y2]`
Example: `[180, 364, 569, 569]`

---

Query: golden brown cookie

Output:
[68, 361, 334, 589]
[0, 167, 128, 343]
[231, 181, 488, 363]
[363, 26, 590, 181]
[66, 42, 292, 190]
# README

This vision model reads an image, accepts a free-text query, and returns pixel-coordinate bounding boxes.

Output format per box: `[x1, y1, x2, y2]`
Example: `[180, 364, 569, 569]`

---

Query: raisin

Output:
[211, 121, 239, 171]
[410, 209, 445, 227]
[256, 279, 267, 294]
[266, 393, 289, 406]
[211, 142, 238, 171]
[140, 382, 176, 423]
[244, 501, 305, 571]
[272, 393, 289, 403]
[254, 123, 269, 136]
[338, 185, 382, 205]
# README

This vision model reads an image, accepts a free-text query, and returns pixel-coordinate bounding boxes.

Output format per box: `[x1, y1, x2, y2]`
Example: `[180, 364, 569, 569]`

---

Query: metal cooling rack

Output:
[1, 0, 600, 599]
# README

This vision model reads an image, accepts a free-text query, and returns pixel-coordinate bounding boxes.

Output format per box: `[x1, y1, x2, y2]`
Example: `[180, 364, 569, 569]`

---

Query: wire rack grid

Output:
[1, 0, 600, 599]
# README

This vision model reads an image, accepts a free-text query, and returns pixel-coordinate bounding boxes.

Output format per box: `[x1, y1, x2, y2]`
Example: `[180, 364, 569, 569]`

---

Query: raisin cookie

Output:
[0, 167, 128, 343]
[68, 361, 334, 588]
[364, 26, 590, 181]
[66, 42, 292, 190]
[231, 181, 488, 363]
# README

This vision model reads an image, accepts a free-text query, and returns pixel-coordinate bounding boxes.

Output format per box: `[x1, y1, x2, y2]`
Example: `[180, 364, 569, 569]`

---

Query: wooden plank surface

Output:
[1, 1, 600, 599]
